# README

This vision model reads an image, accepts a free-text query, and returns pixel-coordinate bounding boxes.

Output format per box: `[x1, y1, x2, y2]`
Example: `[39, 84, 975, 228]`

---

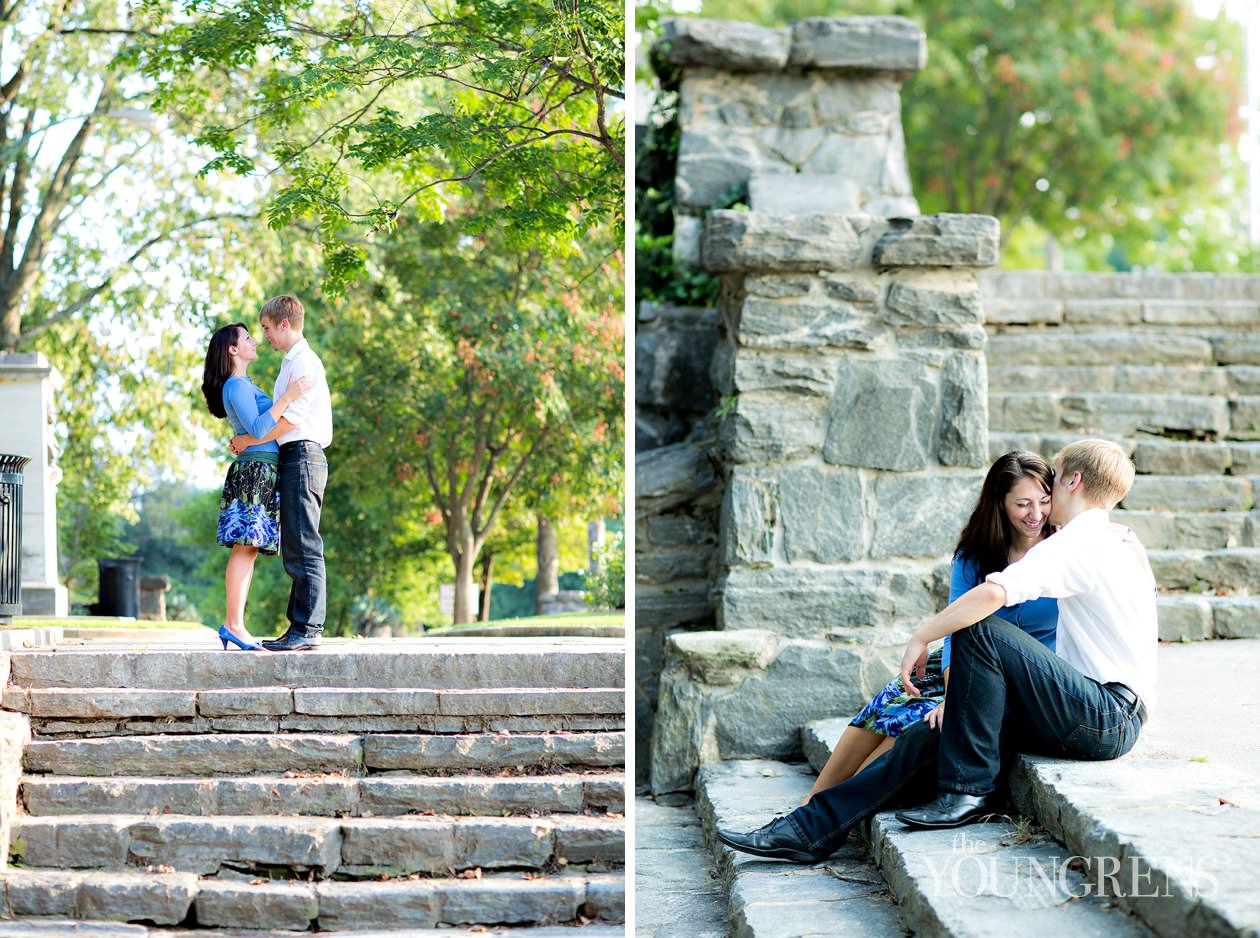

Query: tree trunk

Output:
[478, 551, 494, 622]
[587, 518, 606, 572]
[451, 546, 478, 625]
[535, 515, 559, 615]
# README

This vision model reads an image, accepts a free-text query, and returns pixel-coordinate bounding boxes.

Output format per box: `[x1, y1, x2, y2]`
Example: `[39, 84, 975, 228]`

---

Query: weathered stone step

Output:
[0, 867, 623, 930]
[23, 731, 625, 777]
[982, 294, 1260, 328]
[986, 332, 1216, 367]
[990, 433, 1260, 477]
[12, 813, 625, 877]
[867, 808, 1154, 936]
[989, 392, 1231, 437]
[3, 686, 625, 737]
[1147, 547, 1260, 592]
[979, 269, 1260, 303]
[988, 363, 1255, 396]
[1007, 638, 1260, 938]
[5, 642, 624, 691]
[20, 772, 625, 817]
[1153, 594, 1259, 642]
[1113, 510, 1258, 550]
[635, 796, 728, 938]
[0, 924, 626, 938]
[693, 759, 906, 938]
[1119, 477, 1256, 512]
[799, 723, 1155, 936]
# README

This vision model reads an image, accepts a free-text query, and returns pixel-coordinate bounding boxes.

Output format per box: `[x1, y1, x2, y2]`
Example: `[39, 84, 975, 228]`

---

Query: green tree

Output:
[328, 210, 624, 624]
[902, 1, 1243, 269]
[128, 0, 625, 291]
[0, 1, 269, 593]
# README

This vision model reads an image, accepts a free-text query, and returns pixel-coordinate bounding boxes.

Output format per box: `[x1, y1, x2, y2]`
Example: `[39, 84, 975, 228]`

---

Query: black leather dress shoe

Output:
[895, 792, 1001, 830]
[716, 815, 821, 863]
[262, 629, 322, 652]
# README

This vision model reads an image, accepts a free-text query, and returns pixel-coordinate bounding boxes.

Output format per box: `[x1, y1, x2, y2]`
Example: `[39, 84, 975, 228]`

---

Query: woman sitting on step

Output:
[802, 450, 1059, 804]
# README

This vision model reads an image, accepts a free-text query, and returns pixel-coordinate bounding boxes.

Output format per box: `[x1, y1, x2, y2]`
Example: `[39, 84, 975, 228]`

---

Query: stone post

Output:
[0, 353, 68, 616]
[139, 575, 171, 621]
[650, 210, 1000, 794]
[658, 16, 924, 268]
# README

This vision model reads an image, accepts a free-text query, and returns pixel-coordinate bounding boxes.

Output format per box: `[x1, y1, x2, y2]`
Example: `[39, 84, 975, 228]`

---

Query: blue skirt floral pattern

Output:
[848, 647, 947, 737]
[217, 459, 280, 555]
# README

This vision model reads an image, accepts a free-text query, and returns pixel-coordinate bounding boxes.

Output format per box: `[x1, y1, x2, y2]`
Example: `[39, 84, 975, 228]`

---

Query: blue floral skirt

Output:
[217, 457, 280, 555]
[848, 647, 947, 737]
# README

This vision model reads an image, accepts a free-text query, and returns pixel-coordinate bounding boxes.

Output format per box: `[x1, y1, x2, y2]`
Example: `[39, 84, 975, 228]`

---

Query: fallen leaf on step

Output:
[1219, 797, 1241, 808]
[457, 867, 483, 879]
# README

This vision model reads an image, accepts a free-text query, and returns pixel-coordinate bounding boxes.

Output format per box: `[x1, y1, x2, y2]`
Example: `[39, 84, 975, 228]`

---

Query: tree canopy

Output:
[126, 0, 626, 290]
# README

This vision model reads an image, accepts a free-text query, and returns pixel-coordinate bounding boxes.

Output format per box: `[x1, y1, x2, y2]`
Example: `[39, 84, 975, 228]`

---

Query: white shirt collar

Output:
[283, 337, 309, 362]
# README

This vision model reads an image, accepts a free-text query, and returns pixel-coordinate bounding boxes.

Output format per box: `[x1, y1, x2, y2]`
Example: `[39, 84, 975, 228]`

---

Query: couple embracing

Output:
[720, 438, 1158, 861]
[199, 295, 332, 653]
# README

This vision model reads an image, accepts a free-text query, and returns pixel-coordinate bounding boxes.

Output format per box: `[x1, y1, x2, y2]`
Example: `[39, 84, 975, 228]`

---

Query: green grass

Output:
[13, 617, 208, 631]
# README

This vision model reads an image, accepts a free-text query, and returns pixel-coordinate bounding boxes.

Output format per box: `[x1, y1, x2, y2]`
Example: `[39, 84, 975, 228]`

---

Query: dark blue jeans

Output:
[279, 441, 327, 635]
[788, 617, 1143, 858]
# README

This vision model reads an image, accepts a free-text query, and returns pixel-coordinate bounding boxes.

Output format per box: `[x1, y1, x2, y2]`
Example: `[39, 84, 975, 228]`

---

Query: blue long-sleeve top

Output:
[222, 375, 279, 457]
[942, 551, 1057, 670]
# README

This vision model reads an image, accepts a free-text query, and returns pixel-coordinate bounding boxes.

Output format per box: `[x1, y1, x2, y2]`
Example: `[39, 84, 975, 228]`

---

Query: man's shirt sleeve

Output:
[986, 530, 1098, 605]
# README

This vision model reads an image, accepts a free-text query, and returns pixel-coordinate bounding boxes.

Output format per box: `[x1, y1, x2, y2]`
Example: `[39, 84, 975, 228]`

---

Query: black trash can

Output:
[0, 454, 30, 623]
[97, 557, 143, 618]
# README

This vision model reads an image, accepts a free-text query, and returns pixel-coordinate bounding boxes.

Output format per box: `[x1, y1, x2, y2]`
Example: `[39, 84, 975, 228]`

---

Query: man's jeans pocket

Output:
[1063, 720, 1136, 761]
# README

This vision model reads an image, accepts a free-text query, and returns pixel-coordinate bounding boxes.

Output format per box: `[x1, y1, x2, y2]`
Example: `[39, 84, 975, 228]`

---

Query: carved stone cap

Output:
[656, 16, 926, 75]
[700, 211, 1000, 273]
[0, 352, 63, 387]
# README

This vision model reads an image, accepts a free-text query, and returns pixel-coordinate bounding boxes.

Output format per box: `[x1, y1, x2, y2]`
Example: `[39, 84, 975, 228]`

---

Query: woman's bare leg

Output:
[802, 726, 887, 804]
[855, 734, 896, 775]
[224, 545, 259, 639]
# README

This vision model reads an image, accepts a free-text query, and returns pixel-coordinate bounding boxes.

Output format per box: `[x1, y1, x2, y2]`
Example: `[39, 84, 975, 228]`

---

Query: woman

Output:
[201, 323, 311, 650]
[803, 451, 1059, 803]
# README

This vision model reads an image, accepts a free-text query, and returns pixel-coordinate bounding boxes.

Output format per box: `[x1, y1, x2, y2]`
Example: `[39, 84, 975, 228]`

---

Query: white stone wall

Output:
[0, 354, 66, 615]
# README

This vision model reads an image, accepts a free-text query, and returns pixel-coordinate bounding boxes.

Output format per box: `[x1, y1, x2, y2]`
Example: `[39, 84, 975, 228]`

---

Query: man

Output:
[718, 439, 1157, 862]
[229, 295, 333, 651]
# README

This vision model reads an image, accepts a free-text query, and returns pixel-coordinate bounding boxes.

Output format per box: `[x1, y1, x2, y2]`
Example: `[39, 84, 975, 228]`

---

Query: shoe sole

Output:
[893, 809, 1002, 830]
[715, 830, 819, 864]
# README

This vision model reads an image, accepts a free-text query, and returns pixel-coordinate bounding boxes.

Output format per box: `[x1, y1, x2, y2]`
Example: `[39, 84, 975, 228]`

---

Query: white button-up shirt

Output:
[273, 338, 333, 448]
[986, 508, 1158, 716]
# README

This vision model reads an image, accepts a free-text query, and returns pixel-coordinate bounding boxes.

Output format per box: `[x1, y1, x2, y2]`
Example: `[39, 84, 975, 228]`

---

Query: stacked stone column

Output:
[649, 210, 999, 794]
[643, 14, 1004, 796]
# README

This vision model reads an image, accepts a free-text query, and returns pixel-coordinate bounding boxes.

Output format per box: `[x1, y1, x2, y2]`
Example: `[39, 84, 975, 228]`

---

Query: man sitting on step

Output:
[719, 438, 1158, 863]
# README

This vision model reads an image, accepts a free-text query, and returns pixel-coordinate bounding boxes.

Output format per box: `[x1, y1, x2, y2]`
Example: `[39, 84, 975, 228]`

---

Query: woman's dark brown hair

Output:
[955, 450, 1055, 580]
[201, 322, 246, 419]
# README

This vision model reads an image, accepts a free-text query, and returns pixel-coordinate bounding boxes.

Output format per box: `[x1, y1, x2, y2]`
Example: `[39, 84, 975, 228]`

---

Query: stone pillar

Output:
[649, 210, 1000, 794]
[658, 16, 924, 268]
[0, 353, 68, 616]
[139, 575, 171, 621]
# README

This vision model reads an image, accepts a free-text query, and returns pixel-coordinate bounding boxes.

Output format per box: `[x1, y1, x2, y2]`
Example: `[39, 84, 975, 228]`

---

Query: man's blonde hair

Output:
[1056, 439, 1135, 509]
[260, 294, 305, 330]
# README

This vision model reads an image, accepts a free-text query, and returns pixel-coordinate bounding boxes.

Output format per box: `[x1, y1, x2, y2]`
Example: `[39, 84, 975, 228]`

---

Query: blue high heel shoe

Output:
[218, 625, 262, 651]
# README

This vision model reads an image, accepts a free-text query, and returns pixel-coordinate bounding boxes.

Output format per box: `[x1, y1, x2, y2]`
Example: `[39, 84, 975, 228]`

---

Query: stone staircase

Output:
[0, 638, 626, 934]
[981, 271, 1260, 642]
[690, 640, 1260, 938]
